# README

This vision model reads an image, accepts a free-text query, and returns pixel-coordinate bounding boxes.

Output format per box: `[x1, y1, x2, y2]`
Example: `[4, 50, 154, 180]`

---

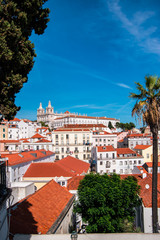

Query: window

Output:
[62, 155, 64, 159]
[75, 155, 78, 158]
[61, 148, 64, 153]
[100, 154, 102, 159]
[62, 181, 65, 186]
[100, 161, 103, 165]
[56, 135, 58, 139]
[120, 169, 123, 173]
[125, 161, 127, 165]
[3, 128, 5, 132]
[138, 160, 141, 164]
[106, 153, 108, 158]
[113, 169, 116, 173]
[147, 153, 149, 158]
[120, 161, 123, 165]
[66, 134, 69, 139]
[3, 134, 5, 138]
[129, 161, 132, 165]
[83, 154, 86, 159]
[112, 153, 115, 159]
[134, 160, 137, 165]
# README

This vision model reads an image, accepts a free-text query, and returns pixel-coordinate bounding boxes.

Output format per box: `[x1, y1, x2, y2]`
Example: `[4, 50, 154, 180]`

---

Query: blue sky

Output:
[16, 0, 160, 126]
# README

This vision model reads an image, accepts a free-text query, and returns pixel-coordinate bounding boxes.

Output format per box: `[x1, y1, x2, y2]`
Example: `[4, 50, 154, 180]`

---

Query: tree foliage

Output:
[0, 0, 50, 120]
[108, 121, 114, 129]
[116, 122, 135, 130]
[74, 173, 141, 233]
[129, 75, 160, 233]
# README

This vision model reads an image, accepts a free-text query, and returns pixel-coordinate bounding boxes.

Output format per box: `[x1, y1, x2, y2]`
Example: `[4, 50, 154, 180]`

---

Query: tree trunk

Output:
[152, 130, 158, 233]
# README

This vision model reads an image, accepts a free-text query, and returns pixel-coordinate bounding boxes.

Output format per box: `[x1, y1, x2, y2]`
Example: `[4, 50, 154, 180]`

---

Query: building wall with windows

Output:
[92, 146, 144, 175]
[0, 124, 8, 140]
[52, 129, 92, 162]
[127, 134, 151, 149]
[92, 131, 117, 148]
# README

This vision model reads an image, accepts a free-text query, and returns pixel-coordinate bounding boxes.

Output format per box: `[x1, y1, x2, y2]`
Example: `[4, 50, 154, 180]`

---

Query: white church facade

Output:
[37, 101, 120, 129]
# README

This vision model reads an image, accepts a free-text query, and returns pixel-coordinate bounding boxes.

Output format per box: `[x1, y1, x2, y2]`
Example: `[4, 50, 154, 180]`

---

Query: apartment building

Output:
[92, 130, 117, 148]
[92, 146, 144, 174]
[52, 128, 92, 162]
[126, 133, 151, 149]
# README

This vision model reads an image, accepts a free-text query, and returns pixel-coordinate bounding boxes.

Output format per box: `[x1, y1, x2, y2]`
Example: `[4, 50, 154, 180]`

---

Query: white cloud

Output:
[116, 83, 132, 89]
[107, 0, 160, 55]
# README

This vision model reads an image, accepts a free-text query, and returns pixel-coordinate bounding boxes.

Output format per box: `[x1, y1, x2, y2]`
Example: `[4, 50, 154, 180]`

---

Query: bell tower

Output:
[37, 103, 45, 122]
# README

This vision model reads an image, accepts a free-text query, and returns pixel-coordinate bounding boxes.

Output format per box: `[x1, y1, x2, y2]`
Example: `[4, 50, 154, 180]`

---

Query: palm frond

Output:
[145, 75, 157, 91]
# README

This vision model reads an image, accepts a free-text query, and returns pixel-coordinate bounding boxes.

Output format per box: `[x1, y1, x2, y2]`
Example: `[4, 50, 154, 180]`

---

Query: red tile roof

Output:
[128, 133, 151, 138]
[54, 128, 90, 132]
[9, 118, 20, 122]
[116, 148, 137, 156]
[67, 176, 85, 190]
[97, 145, 115, 152]
[10, 180, 74, 234]
[23, 162, 76, 178]
[138, 174, 160, 207]
[35, 139, 51, 143]
[1, 150, 54, 166]
[120, 173, 160, 207]
[144, 162, 160, 168]
[56, 156, 90, 175]
[134, 145, 152, 150]
[31, 133, 45, 139]
[0, 140, 20, 143]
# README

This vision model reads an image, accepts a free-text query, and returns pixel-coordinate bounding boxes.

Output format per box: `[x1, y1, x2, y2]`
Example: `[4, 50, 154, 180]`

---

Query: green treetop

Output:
[74, 173, 141, 233]
[0, 0, 50, 120]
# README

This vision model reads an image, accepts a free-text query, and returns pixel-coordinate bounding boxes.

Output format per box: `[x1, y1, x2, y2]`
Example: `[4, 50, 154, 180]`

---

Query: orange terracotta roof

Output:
[23, 162, 76, 178]
[116, 148, 137, 156]
[9, 118, 20, 122]
[97, 145, 115, 152]
[138, 174, 160, 207]
[10, 180, 73, 234]
[56, 156, 90, 175]
[134, 145, 152, 150]
[54, 128, 90, 132]
[0, 140, 20, 144]
[67, 176, 85, 190]
[118, 139, 124, 142]
[120, 173, 160, 208]
[22, 140, 30, 143]
[144, 162, 160, 167]
[31, 133, 45, 139]
[1, 150, 54, 166]
[35, 139, 51, 143]
[128, 133, 151, 138]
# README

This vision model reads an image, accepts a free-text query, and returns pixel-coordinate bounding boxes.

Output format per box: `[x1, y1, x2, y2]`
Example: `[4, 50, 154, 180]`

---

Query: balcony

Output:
[87, 149, 91, 152]
[66, 150, 70, 154]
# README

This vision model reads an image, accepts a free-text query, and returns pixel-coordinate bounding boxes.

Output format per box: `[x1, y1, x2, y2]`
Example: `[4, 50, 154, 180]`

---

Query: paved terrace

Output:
[14, 233, 159, 240]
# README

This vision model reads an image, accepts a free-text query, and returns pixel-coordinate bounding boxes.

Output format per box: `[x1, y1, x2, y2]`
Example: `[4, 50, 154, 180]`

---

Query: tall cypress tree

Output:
[0, 0, 50, 119]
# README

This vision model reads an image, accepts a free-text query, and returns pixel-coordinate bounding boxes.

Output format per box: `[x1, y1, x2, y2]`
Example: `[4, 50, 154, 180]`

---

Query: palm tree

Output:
[130, 75, 160, 233]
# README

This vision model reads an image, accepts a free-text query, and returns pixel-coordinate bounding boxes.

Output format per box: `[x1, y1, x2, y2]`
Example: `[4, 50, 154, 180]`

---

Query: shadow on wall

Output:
[9, 200, 38, 239]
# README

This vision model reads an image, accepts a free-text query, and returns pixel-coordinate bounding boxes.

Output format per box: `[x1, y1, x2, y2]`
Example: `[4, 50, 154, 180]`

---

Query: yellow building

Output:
[0, 123, 8, 140]
[134, 145, 152, 162]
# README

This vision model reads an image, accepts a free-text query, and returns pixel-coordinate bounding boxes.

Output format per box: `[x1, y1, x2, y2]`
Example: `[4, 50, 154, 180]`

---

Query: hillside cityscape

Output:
[0, 101, 159, 239]
[1, 0, 160, 239]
